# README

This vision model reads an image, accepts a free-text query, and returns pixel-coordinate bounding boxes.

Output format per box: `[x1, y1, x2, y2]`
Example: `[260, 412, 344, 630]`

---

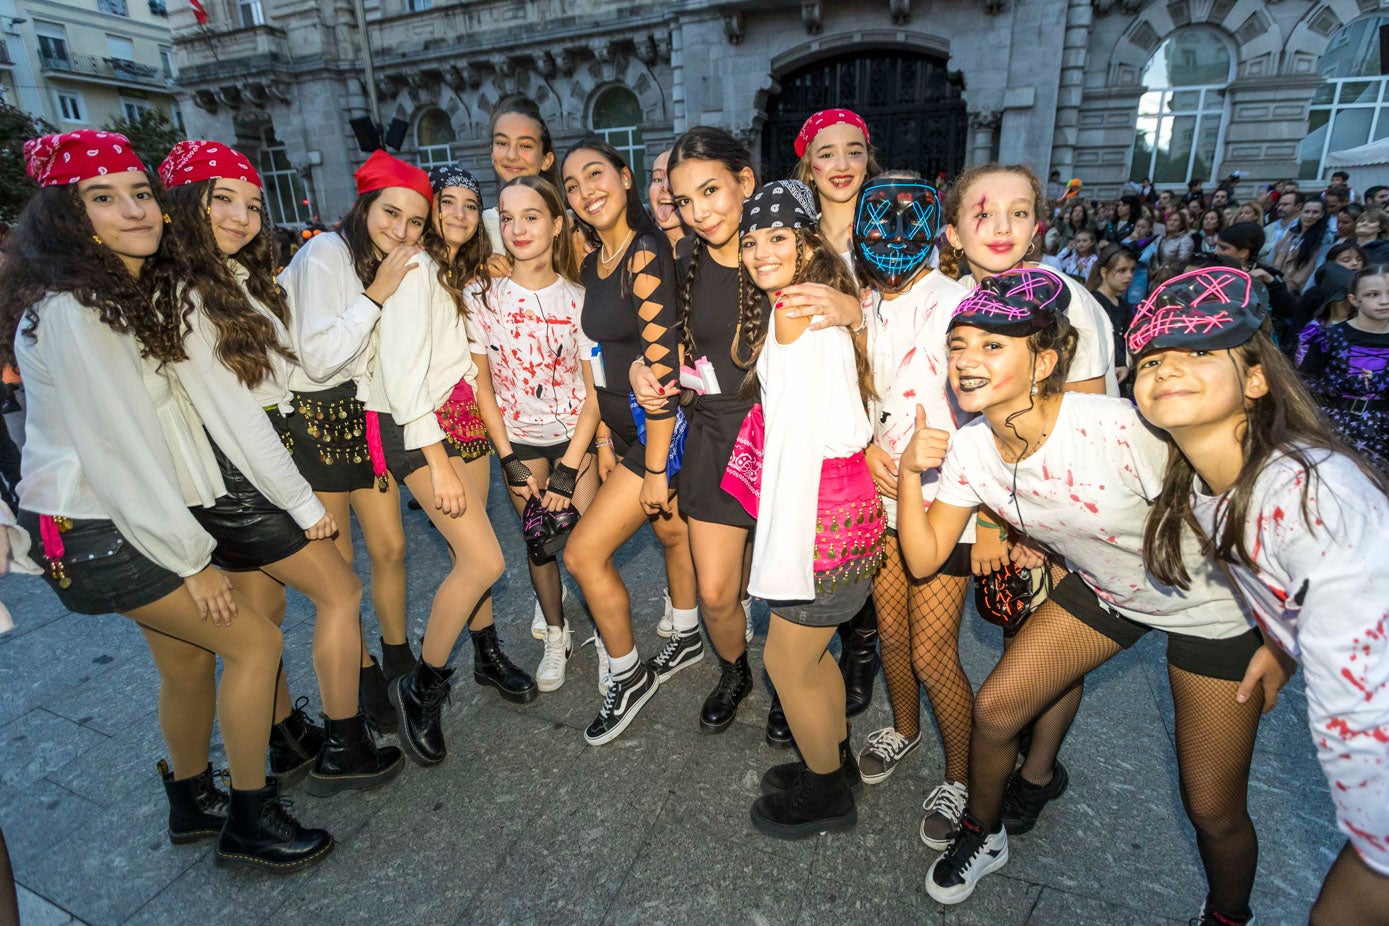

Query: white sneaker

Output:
[925, 817, 1008, 905]
[584, 633, 612, 695]
[536, 623, 572, 692]
[656, 589, 674, 638]
[742, 597, 754, 642]
[530, 585, 570, 640]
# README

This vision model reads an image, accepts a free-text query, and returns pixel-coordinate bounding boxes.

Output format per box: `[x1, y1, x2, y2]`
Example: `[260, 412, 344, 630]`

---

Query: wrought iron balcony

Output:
[39, 51, 171, 89]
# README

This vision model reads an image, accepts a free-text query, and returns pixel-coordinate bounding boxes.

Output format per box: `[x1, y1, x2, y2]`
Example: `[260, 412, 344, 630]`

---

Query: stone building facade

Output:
[172, 0, 1389, 226]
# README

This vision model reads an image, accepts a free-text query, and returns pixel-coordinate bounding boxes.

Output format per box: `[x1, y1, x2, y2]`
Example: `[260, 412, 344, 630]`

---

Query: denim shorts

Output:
[20, 510, 183, 615]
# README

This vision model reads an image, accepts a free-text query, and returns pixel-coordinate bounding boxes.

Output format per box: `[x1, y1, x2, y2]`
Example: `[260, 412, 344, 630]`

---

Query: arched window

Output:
[1299, 15, 1389, 180]
[591, 85, 644, 187]
[416, 108, 456, 169]
[1128, 28, 1233, 184]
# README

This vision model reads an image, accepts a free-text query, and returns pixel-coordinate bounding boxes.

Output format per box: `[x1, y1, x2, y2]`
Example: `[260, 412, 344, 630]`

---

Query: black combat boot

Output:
[358, 657, 397, 735]
[214, 784, 334, 873]
[303, 712, 405, 797]
[471, 624, 538, 704]
[389, 660, 454, 766]
[838, 599, 879, 718]
[379, 636, 417, 682]
[759, 736, 861, 794]
[159, 759, 229, 844]
[267, 698, 325, 786]
[765, 692, 794, 748]
[750, 764, 857, 839]
[699, 652, 753, 733]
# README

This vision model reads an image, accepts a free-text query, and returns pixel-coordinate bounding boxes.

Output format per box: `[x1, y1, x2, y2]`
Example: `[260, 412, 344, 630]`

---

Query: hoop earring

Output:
[1026, 240, 1038, 259]
[953, 246, 964, 258]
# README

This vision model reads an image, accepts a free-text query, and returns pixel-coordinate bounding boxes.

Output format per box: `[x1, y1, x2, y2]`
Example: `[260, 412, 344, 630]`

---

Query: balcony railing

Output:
[0, 44, 12, 66]
[39, 51, 169, 87]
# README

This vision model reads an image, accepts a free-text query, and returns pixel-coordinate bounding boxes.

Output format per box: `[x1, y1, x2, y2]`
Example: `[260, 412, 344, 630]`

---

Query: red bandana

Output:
[793, 109, 871, 159]
[159, 139, 262, 189]
[23, 130, 146, 187]
[354, 149, 433, 207]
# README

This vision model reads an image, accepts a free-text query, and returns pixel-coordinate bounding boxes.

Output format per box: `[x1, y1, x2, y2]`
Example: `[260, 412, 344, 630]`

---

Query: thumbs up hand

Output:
[899, 404, 950, 475]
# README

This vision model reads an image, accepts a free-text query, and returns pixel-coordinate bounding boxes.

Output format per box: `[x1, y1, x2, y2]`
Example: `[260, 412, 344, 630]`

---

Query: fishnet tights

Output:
[874, 535, 972, 782]
[967, 589, 1263, 917]
[508, 452, 599, 625]
[1169, 663, 1262, 918]
[1311, 844, 1389, 926]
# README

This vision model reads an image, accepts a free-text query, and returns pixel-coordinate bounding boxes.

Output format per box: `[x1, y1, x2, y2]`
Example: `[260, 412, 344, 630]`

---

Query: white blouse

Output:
[171, 276, 325, 530]
[749, 323, 871, 601]
[377, 252, 479, 451]
[16, 293, 218, 577]
[278, 232, 383, 405]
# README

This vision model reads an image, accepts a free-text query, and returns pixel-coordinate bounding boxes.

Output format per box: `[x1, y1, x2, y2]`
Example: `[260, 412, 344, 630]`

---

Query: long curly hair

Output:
[668, 127, 757, 367]
[336, 190, 385, 287]
[1143, 330, 1389, 587]
[0, 176, 192, 369]
[159, 180, 295, 388]
[422, 185, 492, 322]
[734, 225, 876, 404]
[938, 163, 1046, 280]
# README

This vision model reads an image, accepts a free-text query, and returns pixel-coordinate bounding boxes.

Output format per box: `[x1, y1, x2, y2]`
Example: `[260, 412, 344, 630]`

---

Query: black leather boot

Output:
[750, 763, 857, 839]
[159, 759, 229, 844]
[700, 652, 753, 734]
[471, 624, 538, 704]
[389, 660, 454, 766]
[303, 713, 405, 797]
[214, 784, 334, 873]
[380, 636, 417, 682]
[765, 692, 794, 749]
[267, 698, 325, 786]
[358, 658, 397, 735]
[838, 599, 879, 718]
[760, 736, 861, 794]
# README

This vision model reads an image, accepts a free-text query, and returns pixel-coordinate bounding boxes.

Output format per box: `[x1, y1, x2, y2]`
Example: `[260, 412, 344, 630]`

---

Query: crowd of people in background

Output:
[0, 98, 1383, 926]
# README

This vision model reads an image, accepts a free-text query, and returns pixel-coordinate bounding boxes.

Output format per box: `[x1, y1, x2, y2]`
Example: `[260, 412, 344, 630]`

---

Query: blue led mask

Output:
[853, 179, 939, 293]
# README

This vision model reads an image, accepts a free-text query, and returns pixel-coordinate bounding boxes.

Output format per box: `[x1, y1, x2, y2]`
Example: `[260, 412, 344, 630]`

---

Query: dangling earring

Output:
[91, 234, 103, 245]
[1030, 380, 1039, 396]
[162, 212, 172, 225]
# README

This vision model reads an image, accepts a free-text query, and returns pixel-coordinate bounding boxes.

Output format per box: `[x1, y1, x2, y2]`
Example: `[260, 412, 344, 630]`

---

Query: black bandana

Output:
[427, 164, 483, 203]
[740, 179, 819, 236]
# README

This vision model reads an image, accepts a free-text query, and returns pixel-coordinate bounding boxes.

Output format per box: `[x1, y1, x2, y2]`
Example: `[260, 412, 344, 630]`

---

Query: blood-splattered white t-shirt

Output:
[1190, 449, 1389, 873]
[934, 393, 1248, 637]
[464, 276, 594, 447]
[865, 270, 972, 534]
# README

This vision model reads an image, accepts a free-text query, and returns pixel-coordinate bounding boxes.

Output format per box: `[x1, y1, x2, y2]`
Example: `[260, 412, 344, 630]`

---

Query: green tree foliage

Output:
[102, 107, 180, 174]
[0, 104, 55, 225]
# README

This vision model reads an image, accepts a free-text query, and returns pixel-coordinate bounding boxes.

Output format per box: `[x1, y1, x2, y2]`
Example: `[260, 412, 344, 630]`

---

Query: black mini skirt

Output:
[284, 383, 378, 494]
[190, 438, 310, 572]
[678, 394, 754, 529]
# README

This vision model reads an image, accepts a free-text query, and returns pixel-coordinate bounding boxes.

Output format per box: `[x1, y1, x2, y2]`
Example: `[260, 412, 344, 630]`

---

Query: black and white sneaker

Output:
[925, 813, 1008, 905]
[645, 630, 704, 681]
[583, 662, 661, 746]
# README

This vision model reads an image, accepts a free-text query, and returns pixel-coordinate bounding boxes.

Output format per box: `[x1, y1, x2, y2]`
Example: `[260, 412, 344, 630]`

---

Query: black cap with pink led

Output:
[1127, 267, 1268, 360]
[948, 267, 1071, 337]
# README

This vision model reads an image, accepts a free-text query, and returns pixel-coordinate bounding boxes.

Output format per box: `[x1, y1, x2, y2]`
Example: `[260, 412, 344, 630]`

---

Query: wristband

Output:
[547, 461, 578, 499]
[645, 465, 667, 476]
[595, 438, 613, 449]
[975, 517, 1005, 531]
[499, 453, 531, 488]
[363, 292, 382, 309]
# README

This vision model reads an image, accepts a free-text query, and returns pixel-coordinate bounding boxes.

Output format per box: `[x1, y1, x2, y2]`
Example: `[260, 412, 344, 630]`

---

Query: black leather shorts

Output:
[190, 440, 309, 571]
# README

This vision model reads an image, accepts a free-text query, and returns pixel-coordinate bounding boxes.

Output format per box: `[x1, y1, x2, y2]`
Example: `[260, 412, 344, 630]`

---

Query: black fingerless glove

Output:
[547, 461, 579, 499]
[500, 453, 531, 488]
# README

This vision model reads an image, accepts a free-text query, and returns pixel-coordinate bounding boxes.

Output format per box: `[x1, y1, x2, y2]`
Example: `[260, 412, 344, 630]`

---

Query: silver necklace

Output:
[600, 229, 635, 267]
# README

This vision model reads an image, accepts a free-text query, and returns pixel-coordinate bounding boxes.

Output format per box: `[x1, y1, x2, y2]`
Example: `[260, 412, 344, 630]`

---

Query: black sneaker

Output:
[646, 630, 703, 681]
[925, 813, 1009, 905]
[584, 662, 660, 746]
[1000, 760, 1068, 835]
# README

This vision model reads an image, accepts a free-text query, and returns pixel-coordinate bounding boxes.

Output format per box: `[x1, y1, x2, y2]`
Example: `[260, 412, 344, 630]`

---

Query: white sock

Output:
[608, 647, 639, 679]
[672, 606, 700, 634]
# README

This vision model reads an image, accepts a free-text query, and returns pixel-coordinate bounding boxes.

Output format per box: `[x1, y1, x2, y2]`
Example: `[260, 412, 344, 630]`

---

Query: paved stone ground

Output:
[0, 418, 1340, 925]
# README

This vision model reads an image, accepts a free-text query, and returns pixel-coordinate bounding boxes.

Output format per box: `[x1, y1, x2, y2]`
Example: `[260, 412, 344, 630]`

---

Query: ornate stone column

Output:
[968, 109, 1002, 167]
